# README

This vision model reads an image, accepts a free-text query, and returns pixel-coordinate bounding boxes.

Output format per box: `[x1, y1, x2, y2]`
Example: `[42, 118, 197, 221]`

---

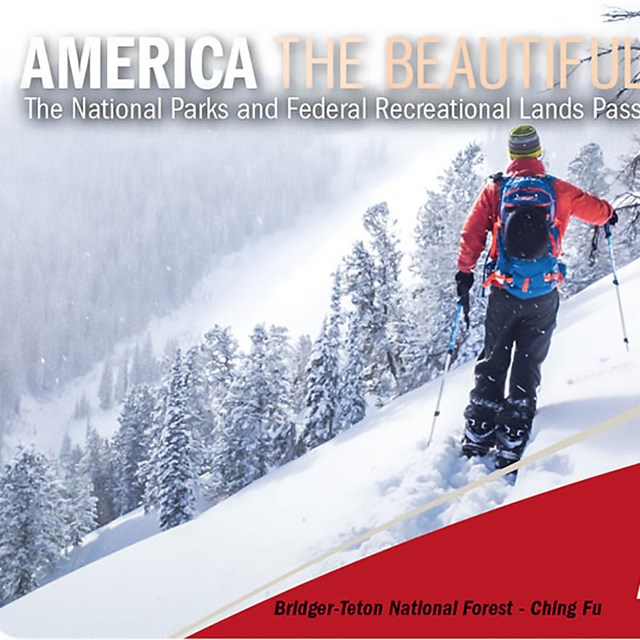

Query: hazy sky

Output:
[0, 0, 632, 85]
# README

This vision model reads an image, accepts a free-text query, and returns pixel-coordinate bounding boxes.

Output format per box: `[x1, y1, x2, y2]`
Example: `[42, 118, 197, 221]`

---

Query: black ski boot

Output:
[494, 397, 535, 471]
[460, 396, 500, 458]
[495, 424, 531, 468]
[461, 418, 496, 458]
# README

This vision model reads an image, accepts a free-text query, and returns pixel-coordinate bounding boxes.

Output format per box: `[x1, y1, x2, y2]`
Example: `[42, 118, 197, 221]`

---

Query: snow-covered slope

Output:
[10, 122, 631, 458]
[0, 257, 638, 639]
[10, 128, 476, 456]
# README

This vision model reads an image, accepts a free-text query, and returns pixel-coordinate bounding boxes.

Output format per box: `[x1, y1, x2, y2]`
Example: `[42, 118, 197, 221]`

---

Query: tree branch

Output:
[602, 7, 640, 22]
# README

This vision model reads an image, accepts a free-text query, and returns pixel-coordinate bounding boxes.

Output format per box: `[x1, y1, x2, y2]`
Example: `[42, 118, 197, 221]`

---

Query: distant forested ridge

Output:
[0, 119, 348, 423]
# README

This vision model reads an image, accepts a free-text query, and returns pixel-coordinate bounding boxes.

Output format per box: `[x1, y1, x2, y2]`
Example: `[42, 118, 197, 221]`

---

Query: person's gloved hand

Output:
[604, 209, 619, 238]
[455, 271, 474, 327]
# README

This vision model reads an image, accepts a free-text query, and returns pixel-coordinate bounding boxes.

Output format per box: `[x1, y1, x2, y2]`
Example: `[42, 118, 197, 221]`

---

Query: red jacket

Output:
[457, 157, 614, 273]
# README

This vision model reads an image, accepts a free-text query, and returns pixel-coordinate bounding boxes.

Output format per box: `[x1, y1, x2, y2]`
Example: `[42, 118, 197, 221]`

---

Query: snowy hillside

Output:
[8, 122, 632, 461]
[10, 127, 478, 455]
[0, 257, 638, 639]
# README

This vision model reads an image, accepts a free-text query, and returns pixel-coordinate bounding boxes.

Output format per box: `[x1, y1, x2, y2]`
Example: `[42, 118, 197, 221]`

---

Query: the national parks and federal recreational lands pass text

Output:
[23, 95, 640, 122]
[274, 598, 604, 619]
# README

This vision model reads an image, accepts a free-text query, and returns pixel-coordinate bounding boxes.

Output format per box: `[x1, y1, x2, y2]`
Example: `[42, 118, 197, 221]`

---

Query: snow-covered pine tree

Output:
[73, 392, 91, 420]
[98, 360, 113, 410]
[410, 142, 486, 381]
[263, 326, 296, 469]
[130, 344, 144, 388]
[298, 318, 335, 451]
[299, 271, 343, 451]
[208, 373, 256, 500]
[181, 345, 211, 474]
[621, 135, 640, 193]
[363, 202, 408, 398]
[198, 326, 239, 469]
[343, 239, 376, 367]
[201, 326, 238, 401]
[131, 344, 142, 387]
[568, 142, 610, 196]
[59, 446, 98, 548]
[83, 424, 116, 526]
[59, 432, 74, 469]
[156, 350, 197, 531]
[131, 334, 158, 385]
[616, 136, 640, 259]
[211, 325, 294, 500]
[113, 384, 155, 515]
[137, 385, 167, 514]
[343, 203, 410, 401]
[563, 142, 611, 294]
[0, 448, 68, 604]
[338, 311, 367, 429]
[114, 350, 130, 404]
[143, 335, 159, 381]
[290, 334, 313, 416]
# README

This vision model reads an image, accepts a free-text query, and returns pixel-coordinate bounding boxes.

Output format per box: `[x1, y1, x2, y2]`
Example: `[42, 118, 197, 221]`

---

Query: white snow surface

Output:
[0, 257, 639, 638]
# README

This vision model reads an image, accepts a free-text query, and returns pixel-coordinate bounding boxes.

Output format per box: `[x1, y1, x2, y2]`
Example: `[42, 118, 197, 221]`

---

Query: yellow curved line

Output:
[172, 403, 640, 638]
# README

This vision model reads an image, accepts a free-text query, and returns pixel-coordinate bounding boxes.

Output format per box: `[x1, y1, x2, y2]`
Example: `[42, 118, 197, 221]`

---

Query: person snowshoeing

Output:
[456, 125, 617, 468]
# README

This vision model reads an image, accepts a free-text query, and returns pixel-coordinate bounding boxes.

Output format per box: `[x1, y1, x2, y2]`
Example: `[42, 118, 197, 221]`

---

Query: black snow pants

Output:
[465, 286, 560, 425]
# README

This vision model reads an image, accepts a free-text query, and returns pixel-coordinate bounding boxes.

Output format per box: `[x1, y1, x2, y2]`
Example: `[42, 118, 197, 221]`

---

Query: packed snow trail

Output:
[0, 259, 639, 638]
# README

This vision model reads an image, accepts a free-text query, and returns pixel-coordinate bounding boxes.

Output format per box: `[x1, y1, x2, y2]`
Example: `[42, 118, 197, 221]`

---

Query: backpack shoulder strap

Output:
[538, 174, 558, 223]
[489, 173, 509, 225]
[487, 174, 508, 261]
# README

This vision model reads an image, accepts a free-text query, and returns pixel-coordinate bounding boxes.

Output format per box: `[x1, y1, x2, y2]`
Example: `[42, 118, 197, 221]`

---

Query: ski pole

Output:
[604, 222, 630, 351]
[427, 302, 463, 447]
[588, 225, 600, 267]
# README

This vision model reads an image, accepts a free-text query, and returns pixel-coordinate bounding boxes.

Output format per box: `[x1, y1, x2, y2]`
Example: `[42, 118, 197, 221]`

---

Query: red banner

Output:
[191, 463, 640, 638]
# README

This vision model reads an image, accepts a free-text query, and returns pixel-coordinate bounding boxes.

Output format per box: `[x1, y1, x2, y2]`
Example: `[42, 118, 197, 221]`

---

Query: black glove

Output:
[455, 271, 474, 327]
[604, 210, 618, 239]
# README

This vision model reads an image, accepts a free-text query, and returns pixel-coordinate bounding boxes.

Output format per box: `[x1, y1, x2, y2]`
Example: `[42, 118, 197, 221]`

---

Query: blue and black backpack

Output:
[483, 173, 566, 299]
